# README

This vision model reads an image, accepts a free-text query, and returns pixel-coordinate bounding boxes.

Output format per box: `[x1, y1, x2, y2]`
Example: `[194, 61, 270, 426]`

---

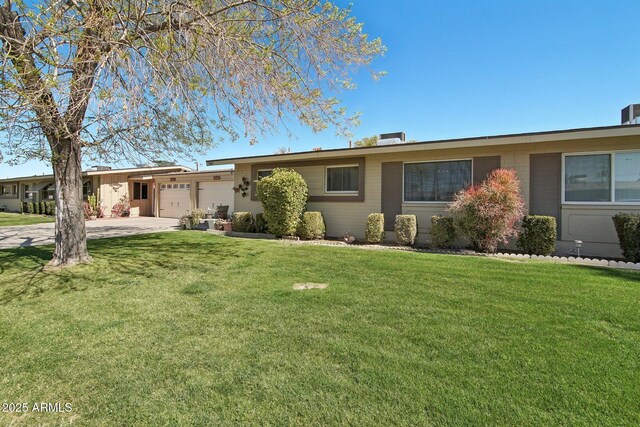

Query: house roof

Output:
[0, 165, 191, 183]
[152, 168, 234, 177]
[206, 124, 640, 166]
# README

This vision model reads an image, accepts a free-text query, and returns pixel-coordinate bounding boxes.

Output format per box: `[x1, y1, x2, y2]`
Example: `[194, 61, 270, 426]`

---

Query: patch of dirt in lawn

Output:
[293, 283, 328, 291]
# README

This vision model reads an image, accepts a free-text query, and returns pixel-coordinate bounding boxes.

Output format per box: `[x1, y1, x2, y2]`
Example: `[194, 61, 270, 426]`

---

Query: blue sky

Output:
[2, 0, 639, 178]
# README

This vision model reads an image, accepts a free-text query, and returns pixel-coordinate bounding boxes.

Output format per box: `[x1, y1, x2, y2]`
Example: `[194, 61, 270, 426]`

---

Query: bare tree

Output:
[0, 0, 384, 266]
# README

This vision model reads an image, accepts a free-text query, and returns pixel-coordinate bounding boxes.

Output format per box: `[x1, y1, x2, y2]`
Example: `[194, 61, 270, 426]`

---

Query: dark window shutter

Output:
[530, 153, 561, 235]
[472, 156, 501, 184]
[381, 162, 403, 231]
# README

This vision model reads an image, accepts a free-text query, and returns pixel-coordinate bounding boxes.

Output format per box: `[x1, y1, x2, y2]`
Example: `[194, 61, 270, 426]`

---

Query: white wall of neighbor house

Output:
[233, 133, 640, 257]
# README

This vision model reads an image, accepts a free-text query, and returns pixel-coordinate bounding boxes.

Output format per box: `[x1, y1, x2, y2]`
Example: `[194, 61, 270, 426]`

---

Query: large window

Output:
[326, 165, 359, 193]
[24, 184, 33, 200]
[564, 151, 640, 203]
[133, 182, 148, 200]
[404, 160, 472, 202]
[82, 180, 92, 200]
[615, 152, 640, 202]
[564, 154, 611, 202]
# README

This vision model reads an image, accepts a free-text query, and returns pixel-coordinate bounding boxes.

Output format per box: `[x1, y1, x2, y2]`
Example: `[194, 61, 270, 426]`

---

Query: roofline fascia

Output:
[206, 124, 640, 166]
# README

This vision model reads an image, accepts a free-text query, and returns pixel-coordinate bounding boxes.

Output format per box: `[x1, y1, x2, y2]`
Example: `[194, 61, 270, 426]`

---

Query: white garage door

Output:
[198, 181, 234, 213]
[159, 183, 191, 218]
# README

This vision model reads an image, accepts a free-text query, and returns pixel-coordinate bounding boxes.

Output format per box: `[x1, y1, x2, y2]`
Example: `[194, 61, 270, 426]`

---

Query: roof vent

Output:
[377, 132, 406, 146]
[621, 104, 640, 125]
[91, 165, 112, 171]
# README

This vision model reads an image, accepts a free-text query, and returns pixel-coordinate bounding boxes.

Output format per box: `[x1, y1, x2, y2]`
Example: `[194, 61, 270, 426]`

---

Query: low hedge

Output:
[40, 201, 46, 215]
[365, 213, 385, 243]
[394, 215, 417, 246]
[232, 212, 255, 233]
[517, 215, 557, 256]
[46, 201, 56, 216]
[612, 213, 640, 262]
[297, 211, 325, 240]
[255, 213, 267, 233]
[34, 201, 40, 215]
[430, 216, 456, 248]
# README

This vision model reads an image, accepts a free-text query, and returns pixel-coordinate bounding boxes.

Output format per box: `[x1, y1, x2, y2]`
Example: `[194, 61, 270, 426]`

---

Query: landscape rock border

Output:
[280, 239, 640, 271]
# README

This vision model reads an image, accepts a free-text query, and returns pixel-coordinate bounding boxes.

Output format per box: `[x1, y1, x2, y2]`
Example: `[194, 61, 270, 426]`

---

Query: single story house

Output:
[153, 169, 235, 218]
[0, 165, 191, 216]
[207, 123, 640, 258]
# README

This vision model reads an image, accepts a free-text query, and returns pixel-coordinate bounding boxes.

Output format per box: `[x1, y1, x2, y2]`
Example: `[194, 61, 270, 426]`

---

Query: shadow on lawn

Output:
[570, 264, 640, 283]
[0, 245, 53, 304]
[0, 233, 262, 304]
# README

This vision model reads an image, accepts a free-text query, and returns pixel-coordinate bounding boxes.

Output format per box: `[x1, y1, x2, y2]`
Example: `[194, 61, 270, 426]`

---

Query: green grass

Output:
[0, 232, 639, 426]
[0, 212, 55, 226]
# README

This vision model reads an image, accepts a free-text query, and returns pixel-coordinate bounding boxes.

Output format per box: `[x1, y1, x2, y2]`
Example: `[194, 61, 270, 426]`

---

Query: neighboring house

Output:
[0, 165, 191, 216]
[153, 169, 234, 218]
[207, 123, 640, 258]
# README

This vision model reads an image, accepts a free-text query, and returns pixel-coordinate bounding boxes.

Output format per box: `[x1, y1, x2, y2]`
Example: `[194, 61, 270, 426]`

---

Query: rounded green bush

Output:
[430, 216, 456, 248]
[256, 168, 308, 236]
[517, 215, 557, 256]
[365, 213, 385, 243]
[612, 213, 640, 262]
[297, 211, 326, 240]
[232, 212, 255, 233]
[394, 214, 417, 246]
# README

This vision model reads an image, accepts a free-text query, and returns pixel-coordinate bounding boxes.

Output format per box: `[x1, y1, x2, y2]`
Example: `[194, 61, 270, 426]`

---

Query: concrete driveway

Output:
[0, 217, 179, 249]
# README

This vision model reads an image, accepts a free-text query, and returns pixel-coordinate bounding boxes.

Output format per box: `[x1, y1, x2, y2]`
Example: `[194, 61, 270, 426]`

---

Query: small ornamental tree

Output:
[256, 168, 308, 236]
[448, 168, 525, 253]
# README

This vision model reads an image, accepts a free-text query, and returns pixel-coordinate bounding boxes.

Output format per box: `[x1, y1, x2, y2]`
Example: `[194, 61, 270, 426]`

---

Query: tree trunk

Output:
[49, 137, 90, 267]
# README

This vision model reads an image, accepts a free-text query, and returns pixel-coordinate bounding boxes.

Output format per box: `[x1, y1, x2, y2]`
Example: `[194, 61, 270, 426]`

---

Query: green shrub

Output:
[517, 215, 557, 256]
[255, 213, 267, 233]
[297, 212, 325, 240]
[26, 202, 33, 214]
[35, 201, 41, 215]
[394, 215, 417, 246]
[365, 213, 385, 243]
[40, 201, 46, 215]
[178, 209, 206, 229]
[449, 169, 525, 253]
[256, 168, 308, 236]
[190, 209, 205, 227]
[232, 212, 255, 233]
[19, 202, 24, 214]
[430, 216, 456, 248]
[612, 213, 640, 262]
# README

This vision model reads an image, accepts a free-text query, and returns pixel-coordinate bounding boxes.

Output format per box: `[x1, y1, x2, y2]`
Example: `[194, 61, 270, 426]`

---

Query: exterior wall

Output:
[153, 171, 234, 217]
[98, 173, 131, 214]
[233, 133, 640, 258]
[0, 181, 20, 212]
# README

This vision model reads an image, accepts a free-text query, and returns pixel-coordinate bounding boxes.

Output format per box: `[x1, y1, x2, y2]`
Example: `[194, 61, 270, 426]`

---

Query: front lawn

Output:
[0, 233, 638, 425]
[0, 212, 55, 226]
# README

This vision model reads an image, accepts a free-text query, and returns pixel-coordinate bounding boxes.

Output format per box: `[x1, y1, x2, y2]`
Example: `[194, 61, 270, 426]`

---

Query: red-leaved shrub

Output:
[448, 168, 525, 253]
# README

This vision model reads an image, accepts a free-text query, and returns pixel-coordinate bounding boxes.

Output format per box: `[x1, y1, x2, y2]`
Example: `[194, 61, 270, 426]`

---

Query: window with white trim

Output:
[326, 165, 359, 193]
[133, 182, 149, 200]
[564, 151, 640, 203]
[404, 160, 471, 202]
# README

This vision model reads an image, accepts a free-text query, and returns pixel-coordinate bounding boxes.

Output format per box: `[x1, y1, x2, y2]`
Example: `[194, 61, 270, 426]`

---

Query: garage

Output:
[159, 183, 191, 218]
[198, 181, 234, 213]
